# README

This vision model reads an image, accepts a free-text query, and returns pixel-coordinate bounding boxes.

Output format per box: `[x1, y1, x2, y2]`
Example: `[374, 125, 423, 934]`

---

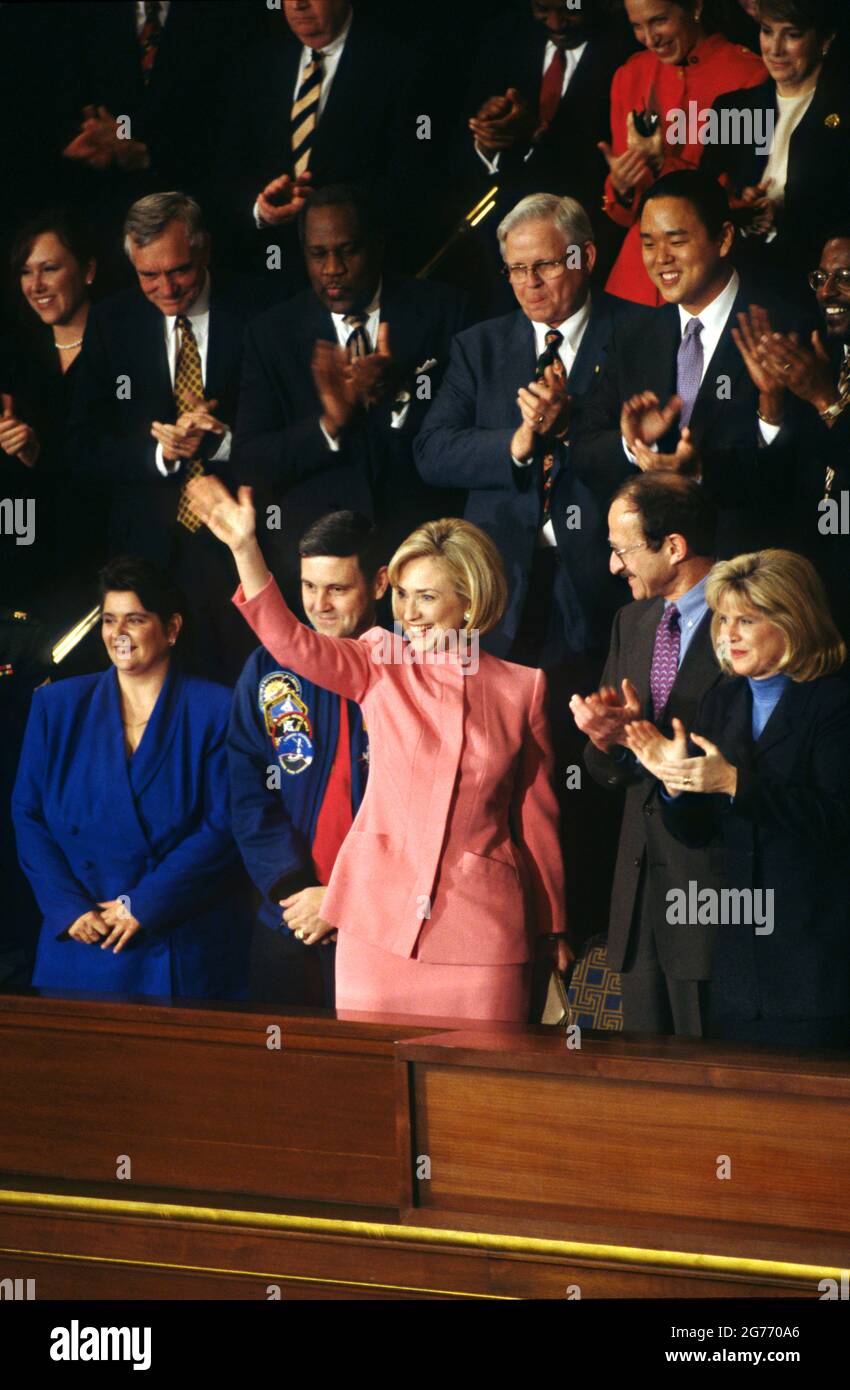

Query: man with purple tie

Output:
[571, 169, 804, 558]
[570, 472, 726, 1037]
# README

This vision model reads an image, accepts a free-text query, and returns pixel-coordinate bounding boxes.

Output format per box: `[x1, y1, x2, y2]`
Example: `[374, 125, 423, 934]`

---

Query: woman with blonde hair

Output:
[187, 475, 570, 1023]
[625, 549, 850, 1047]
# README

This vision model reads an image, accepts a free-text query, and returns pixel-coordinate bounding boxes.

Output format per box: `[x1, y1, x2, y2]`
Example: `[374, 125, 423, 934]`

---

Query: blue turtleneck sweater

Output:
[748, 672, 791, 739]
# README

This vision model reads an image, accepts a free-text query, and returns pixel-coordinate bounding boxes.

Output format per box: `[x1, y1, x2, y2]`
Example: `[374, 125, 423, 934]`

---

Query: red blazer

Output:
[234, 578, 566, 965]
[603, 34, 765, 304]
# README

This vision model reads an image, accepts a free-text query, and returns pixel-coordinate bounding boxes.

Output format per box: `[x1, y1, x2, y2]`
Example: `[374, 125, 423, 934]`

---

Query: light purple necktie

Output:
[676, 317, 704, 429]
[650, 603, 681, 721]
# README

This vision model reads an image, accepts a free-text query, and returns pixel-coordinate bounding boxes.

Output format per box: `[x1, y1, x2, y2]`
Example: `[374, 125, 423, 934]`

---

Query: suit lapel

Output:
[753, 677, 812, 758]
[689, 286, 750, 438]
[137, 298, 174, 418]
[570, 295, 611, 397]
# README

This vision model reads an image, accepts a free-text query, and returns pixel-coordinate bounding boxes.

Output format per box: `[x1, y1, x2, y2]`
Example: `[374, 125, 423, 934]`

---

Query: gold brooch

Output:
[825, 113, 841, 129]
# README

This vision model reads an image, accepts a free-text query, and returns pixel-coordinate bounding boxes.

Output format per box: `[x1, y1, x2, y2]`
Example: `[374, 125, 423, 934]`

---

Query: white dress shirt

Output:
[254, 10, 353, 227]
[155, 274, 231, 477]
[513, 295, 592, 548]
[135, 0, 170, 34]
[476, 41, 588, 174]
[320, 280, 411, 451]
[622, 269, 779, 467]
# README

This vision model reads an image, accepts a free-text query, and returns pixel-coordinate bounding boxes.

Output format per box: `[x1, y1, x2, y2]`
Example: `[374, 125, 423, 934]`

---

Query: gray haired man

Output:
[68, 192, 265, 682]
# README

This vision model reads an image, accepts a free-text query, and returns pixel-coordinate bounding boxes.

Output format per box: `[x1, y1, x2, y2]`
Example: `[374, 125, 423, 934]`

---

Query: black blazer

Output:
[571, 278, 808, 557]
[415, 290, 639, 658]
[661, 673, 850, 1021]
[701, 71, 850, 293]
[232, 274, 468, 595]
[218, 13, 421, 242]
[585, 595, 728, 979]
[68, 276, 264, 566]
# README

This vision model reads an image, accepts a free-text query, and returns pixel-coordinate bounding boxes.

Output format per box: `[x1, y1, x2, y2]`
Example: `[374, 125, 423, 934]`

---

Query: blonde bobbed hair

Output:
[387, 518, 508, 636]
[706, 549, 846, 681]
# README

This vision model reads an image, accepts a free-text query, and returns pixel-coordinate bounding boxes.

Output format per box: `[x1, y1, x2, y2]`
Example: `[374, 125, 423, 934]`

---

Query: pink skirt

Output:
[335, 931, 531, 1023]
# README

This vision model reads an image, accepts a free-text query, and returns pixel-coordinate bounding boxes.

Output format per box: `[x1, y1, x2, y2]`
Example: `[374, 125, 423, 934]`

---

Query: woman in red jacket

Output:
[600, 0, 765, 304]
[187, 474, 570, 1025]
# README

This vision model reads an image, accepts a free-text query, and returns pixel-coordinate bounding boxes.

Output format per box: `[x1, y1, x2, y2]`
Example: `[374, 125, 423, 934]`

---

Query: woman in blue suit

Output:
[12, 557, 251, 998]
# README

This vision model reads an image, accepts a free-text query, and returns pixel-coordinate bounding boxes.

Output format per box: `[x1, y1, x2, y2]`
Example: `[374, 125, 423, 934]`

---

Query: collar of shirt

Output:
[531, 294, 591, 373]
[135, 1, 170, 33]
[668, 573, 709, 646]
[543, 39, 588, 96]
[295, 7, 353, 112]
[677, 269, 739, 382]
[164, 273, 211, 379]
[330, 279, 382, 351]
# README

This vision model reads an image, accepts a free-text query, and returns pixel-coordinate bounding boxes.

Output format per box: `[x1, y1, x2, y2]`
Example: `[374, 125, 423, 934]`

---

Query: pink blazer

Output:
[234, 578, 566, 965]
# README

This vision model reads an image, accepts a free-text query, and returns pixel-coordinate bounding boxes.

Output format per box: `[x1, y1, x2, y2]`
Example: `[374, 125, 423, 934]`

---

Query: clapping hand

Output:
[312, 339, 358, 437]
[513, 361, 571, 459]
[349, 323, 399, 407]
[0, 394, 39, 466]
[569, 677, 641, 753]
[62, 105, 150, 172]
[256, 172, 313, 226]
[733, 181, 775, 237]
[469, 87, 535, 153]
[598, 134, 651, 202]
[625, 718, 738, 797]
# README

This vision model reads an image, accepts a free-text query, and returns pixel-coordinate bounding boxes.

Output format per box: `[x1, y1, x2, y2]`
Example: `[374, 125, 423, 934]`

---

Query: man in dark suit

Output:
[571, 169, 804, 559]
[733, 227, 850, 640]
[217, 0, 425, 281]
[459, 0, 634, 287]
[571, 473, 726, 1036]
[415, 191, 637, 670]
[232, 183, 468, 609]
[68, 192, 265, 681]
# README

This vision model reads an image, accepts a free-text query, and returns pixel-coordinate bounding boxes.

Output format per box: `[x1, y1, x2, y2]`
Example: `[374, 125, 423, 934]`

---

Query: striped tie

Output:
[823, 352, 850, 500]
[173, 315, 205, 534]
[535, 328, 565, 520]
[291, 49, 324, 178]
[139, 1, 163, 85]
[343, 313, 371, 361]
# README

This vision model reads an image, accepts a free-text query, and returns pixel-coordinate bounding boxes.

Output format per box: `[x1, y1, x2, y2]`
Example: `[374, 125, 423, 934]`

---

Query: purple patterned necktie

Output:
[650, 602, 681, 721]
[676, 317, 704, 429]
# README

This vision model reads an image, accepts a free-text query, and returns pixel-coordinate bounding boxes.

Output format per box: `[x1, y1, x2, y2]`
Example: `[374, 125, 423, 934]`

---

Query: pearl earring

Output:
[463, 610, 471, 623]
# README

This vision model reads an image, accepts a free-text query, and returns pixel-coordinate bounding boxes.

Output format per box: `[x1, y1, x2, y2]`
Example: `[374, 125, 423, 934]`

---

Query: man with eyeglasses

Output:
[232, 184, 467, 609]
[415, 191, 638, 671]
[570, 472, 725, 1037]
[733, 228, 850, 637]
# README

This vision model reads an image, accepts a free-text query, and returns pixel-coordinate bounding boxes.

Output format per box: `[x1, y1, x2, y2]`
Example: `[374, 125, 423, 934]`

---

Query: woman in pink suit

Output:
[188, 475, 570, 1023]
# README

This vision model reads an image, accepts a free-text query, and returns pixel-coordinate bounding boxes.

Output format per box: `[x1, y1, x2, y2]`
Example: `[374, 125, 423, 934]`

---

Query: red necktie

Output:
[538, 47, 567, 130]
[312, 697, 354, 886]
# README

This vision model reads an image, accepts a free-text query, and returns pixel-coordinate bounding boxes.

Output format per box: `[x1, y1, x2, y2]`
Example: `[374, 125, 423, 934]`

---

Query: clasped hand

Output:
[62, 105, 150, 172]
[280, 886, 337, 947]
[512, 362, 571, 459]
[624, 717, 738, 797]
[312, 324, 396, 435]
[67, 899, 142, 952]
[469, 87, 536, 153]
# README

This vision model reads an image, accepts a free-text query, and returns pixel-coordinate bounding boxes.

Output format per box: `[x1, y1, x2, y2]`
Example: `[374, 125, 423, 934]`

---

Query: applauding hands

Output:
[570, 678, 641, 753]
[625, 717, 738, 797]
[0, 394, 39, 467]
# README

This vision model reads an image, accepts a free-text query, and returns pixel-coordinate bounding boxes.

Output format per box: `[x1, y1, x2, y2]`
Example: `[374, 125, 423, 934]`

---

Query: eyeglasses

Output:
[501, 255, 571, 285]
[608, 541, 648, 559]
[808, 267, 850, 292]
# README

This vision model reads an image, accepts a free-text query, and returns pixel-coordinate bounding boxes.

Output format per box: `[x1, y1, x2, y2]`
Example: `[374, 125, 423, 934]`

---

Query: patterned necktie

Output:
[823, 351, 850, 499]
[535, 328, 565, 520]
[343, 313, 371, 361]
[650, 603, 681, 722]
[173, 315, 205, 533]
[676, 317, 704, 429]
[538, 46, 567, 130]
[291, 49, 324, 178]
[139, 1, 163, 85]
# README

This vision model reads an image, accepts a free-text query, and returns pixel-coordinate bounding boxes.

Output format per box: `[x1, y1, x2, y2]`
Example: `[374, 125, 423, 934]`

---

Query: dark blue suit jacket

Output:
[228, 646, 368, 933]
[662, 673, 850, 1021]
[414, 291, 638, 658]
[12, 666, 251, 999]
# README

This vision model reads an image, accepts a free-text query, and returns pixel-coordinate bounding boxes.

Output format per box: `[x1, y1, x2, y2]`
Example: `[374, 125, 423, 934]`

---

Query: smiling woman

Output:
[11, 556, 252, 1000]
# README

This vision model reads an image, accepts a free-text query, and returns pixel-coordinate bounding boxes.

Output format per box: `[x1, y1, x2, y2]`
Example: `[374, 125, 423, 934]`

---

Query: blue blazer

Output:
[228, 646, 369, 932]
[413, 291, 638, 658]
[12, 666, 251, 999]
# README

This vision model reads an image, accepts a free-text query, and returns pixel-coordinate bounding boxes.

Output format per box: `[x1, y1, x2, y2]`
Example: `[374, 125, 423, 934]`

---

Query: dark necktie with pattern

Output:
[650, 603, 681, 721]
[343, 313, 371, 361]
[535, 328, 565, 520]
[139, 1, 163, 85]
[173, 315, 205, 533]
[677, 317, 704, 430]
[291, 49, 324, 178]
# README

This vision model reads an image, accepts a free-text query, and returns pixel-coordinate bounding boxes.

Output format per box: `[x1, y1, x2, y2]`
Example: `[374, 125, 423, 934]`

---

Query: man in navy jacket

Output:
[227, 510, 387, 1008]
